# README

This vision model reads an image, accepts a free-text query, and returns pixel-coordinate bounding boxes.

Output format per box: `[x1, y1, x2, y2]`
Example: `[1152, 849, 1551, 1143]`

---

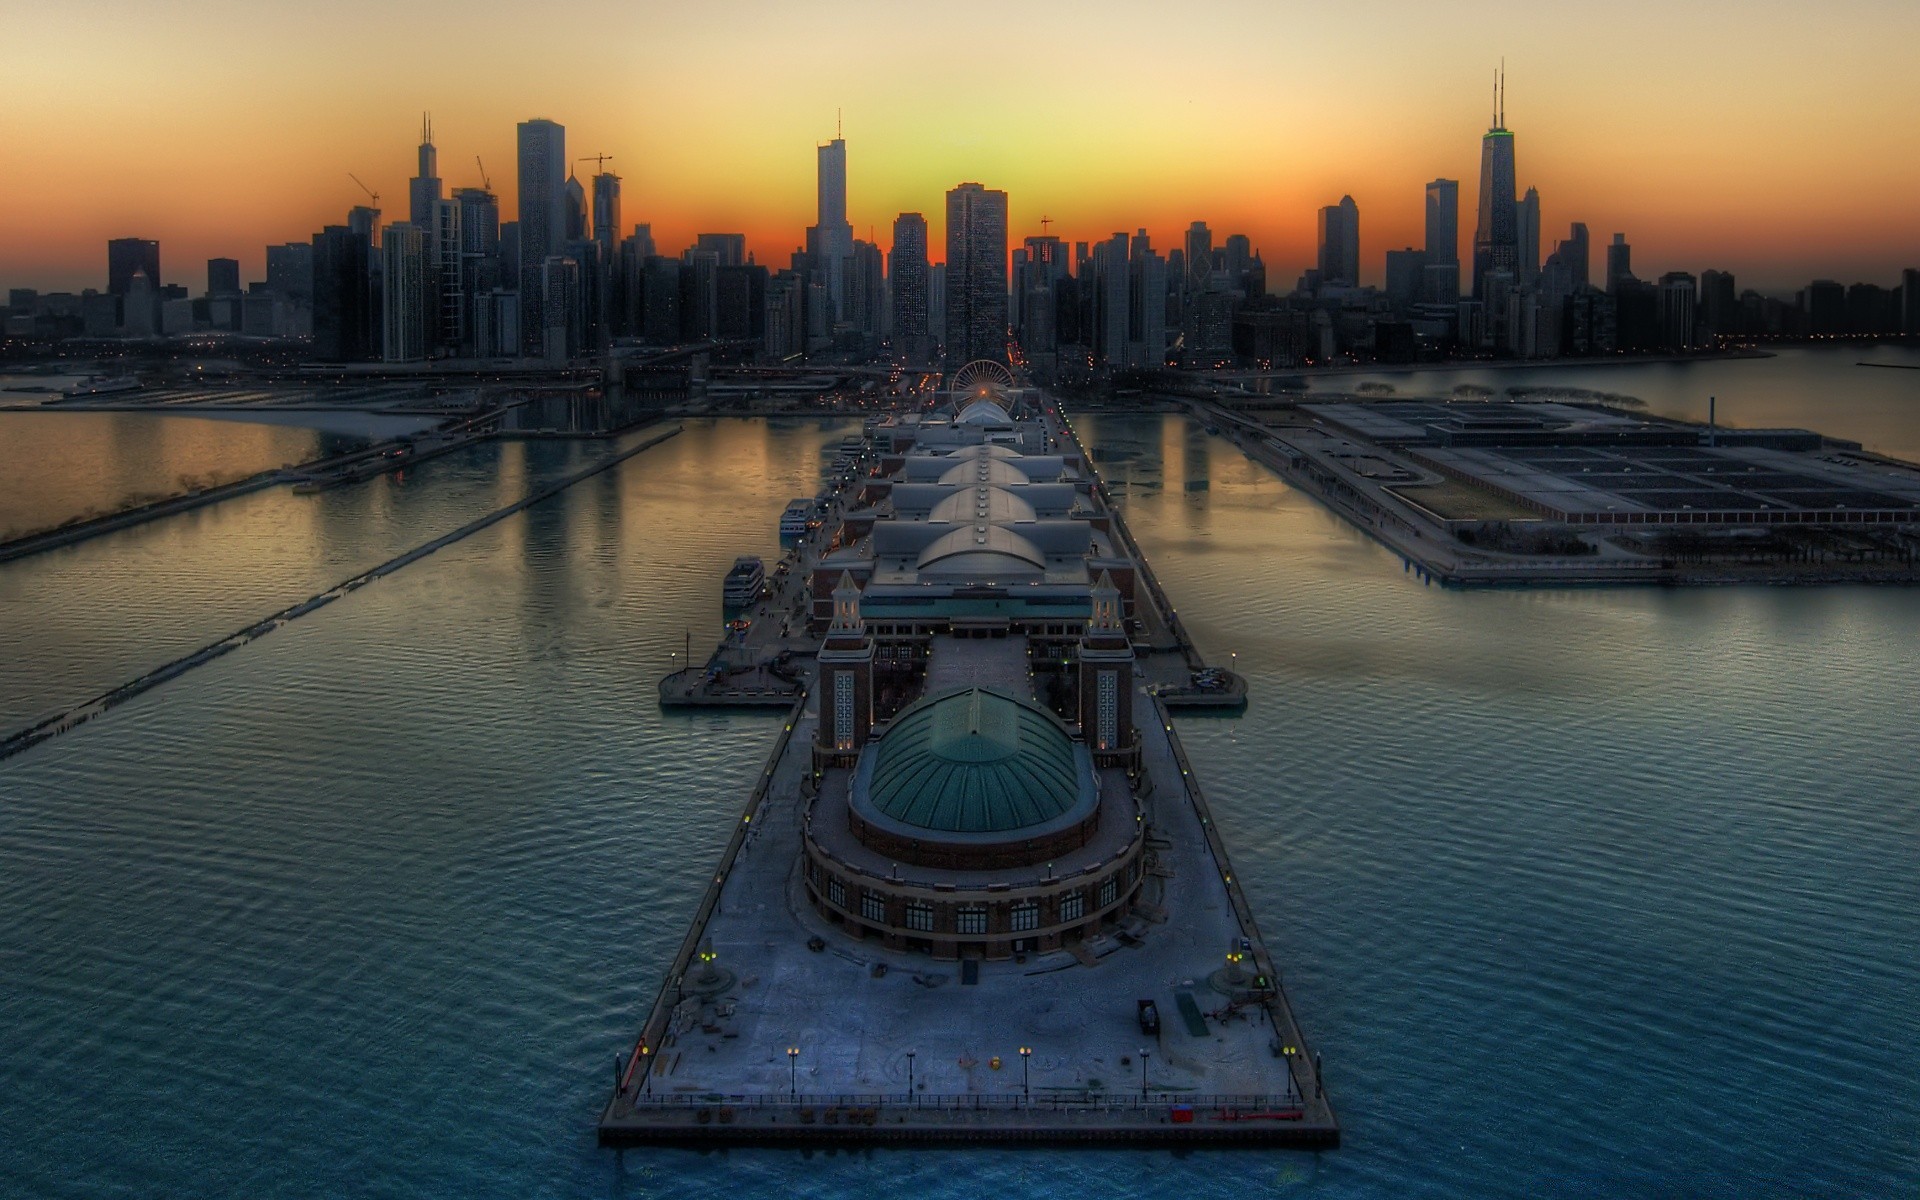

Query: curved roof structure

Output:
[860, 689, 1091, 834]
[955, 398, 1014, 426]
[916, 524, 1046, 574]
[951, 444, 1024, 460]
[938, 457, 1030, 487]
[929, 485, 1037, 525]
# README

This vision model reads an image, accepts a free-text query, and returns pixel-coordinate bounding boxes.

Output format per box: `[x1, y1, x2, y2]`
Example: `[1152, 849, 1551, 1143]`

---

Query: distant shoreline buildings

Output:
[5, 87, 1917, 374]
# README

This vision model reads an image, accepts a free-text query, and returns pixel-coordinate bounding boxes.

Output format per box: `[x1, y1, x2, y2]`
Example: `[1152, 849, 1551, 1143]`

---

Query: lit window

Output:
[828, 878, 846, 908]
[1098, 877, 1118, 908]
[957, 906, 988, 935]
[1059, 891, 1085, 922]
[1010, 902, 1039, 932]
[833, 673, 855, 750]
[861, 892, 887, 923]
[905, 902, 934, 932]
[1097, 672, 1118, 750]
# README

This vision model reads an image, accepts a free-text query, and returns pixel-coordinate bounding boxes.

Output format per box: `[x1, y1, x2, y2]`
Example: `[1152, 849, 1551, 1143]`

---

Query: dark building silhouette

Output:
[695, 233, 747, 268]
[107, 238, 160, 297]
[312, 225, 375, 361]
[1606, 233, 1633, 293]
[1317, 196, 1359, 286]
[1425, 179, 1459, 268]
[944, 182, 1008, 365]
[1472, 70, 1516, 298]
[266, 242, 313, 302]
[889, 212, 931, 363]
[1658, 271, 1698, 350]
[206, 257, 240, 297]
[1804, 280, 1846, 335]
[410, 114, 441, 230]
[517, 119, 566, 355]
[1698, 269, 1737, 337]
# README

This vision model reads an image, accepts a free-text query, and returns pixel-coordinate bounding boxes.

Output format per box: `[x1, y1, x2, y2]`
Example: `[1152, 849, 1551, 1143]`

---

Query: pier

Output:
[600, 373, 1333, 1149]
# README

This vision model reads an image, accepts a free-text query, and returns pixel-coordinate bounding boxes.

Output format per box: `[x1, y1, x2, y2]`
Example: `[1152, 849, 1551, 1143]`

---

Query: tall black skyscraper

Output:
[206, 258, 240, 296]
[107, 238, 161, 296]
[807, 134, 855, 324]
[1317, 196, 1359, 286]
[517, 118, 566, 356]
[889, 213, 930, 364]
[1472, 69, 1517, 298]
[1424, 179, 1459, 267]
[944, 183, 1008, 366]
[410, 113, 441, 229]
[1606, 233, 1633, 293]
[312, 225, 374, 361]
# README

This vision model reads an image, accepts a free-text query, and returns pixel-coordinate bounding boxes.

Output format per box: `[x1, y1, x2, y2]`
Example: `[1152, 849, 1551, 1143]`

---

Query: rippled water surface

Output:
[1, 391, 1917, 1197]
[0, 411, 372, 541]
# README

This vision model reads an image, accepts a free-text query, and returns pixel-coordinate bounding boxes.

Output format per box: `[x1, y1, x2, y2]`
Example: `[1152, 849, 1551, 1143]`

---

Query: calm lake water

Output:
[0, 410, 370, 541]
[0, 362, 1915, 1197]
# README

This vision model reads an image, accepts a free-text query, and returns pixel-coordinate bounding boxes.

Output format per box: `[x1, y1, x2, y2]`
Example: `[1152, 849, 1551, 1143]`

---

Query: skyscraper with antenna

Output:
[409, 113, 442, 230]
[807, 112, 855, 325]
[1471, 65, 1517, 300]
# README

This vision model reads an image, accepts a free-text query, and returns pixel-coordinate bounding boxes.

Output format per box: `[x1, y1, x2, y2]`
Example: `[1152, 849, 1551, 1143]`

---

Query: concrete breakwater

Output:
[0, 425, 682, 762]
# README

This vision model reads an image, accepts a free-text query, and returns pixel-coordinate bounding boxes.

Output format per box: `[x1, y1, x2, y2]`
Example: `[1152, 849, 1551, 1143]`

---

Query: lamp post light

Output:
[787, 1046, 799, 1097]
[1019, 1046, 1032, 1100]
[906, 1049, 916, 1104]
[1139, 1047, 1151, 1098]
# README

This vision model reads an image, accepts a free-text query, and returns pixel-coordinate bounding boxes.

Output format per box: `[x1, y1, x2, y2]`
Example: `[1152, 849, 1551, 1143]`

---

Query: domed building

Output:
[799, 384, 1148, 961]
[804, 579, 1146, 961]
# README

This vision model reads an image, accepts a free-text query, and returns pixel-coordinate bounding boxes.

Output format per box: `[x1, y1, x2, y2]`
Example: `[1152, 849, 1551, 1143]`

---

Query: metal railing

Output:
[618, 1090, 1302, 1113]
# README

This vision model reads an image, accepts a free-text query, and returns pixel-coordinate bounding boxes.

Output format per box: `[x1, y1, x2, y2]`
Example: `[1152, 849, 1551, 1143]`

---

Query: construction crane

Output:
[579, 153, 614, 174]
[348, 173, 379, 210]
[474, 157, 491, 191]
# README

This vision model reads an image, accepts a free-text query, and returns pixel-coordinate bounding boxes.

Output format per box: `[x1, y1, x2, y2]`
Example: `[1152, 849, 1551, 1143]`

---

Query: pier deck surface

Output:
[603, 399, 1333, 1147]
[601, 676, 1332, 1146]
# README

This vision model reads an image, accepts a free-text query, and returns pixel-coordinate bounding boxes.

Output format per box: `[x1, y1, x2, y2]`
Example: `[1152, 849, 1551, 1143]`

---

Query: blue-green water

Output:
[1, 390, 1917, 1196]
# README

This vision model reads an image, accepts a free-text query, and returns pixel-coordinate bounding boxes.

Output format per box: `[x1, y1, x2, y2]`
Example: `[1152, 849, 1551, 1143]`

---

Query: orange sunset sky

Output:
[3, 0, 1917, 295]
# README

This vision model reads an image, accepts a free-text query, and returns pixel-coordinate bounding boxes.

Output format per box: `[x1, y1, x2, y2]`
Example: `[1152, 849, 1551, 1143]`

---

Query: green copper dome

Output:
[857, 688, 1090, 835]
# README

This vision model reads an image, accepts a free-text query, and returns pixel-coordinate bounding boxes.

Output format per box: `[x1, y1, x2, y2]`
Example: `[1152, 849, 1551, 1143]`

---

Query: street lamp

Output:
[1019, 1046, 1032, 1100]
[1139, 1047, 1151, 1098]
[787, 1046, 799, 1097]
[906, 1049, 916, 1104]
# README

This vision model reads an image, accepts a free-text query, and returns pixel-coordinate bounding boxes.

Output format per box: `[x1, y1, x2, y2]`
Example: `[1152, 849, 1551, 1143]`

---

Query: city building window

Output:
[1097, 671, 1117, 750]
[834, 673, 855, 750]
[861, 891, 887, 923]
[905, 901, 934, 932]
[1098, 877, 1118, 908]
[1059, 891, 1085, 922]
[1010, 902, 1039, 932]
[828, 878, 846, 908]
[957, 906, 988, 935]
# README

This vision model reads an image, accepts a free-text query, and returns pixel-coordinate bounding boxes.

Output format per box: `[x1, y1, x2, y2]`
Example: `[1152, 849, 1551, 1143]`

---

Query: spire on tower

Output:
[422, 111, 432, 145]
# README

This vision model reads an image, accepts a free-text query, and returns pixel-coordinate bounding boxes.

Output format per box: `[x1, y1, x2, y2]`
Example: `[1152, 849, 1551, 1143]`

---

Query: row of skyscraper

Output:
[6, 88, 1917, 367]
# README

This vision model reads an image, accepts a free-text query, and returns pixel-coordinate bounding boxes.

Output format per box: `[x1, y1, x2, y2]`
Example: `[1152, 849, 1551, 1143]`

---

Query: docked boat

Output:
[779, 499, 816, 538]
[721, 556, 764, 609]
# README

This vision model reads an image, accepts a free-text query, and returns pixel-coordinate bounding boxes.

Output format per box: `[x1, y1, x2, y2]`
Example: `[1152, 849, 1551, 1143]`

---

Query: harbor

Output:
[601, 371, 1332, 1148]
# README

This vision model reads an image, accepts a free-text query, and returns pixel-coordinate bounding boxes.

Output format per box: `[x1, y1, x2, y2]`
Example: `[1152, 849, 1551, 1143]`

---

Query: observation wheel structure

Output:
[949, 359, 1016, 397]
